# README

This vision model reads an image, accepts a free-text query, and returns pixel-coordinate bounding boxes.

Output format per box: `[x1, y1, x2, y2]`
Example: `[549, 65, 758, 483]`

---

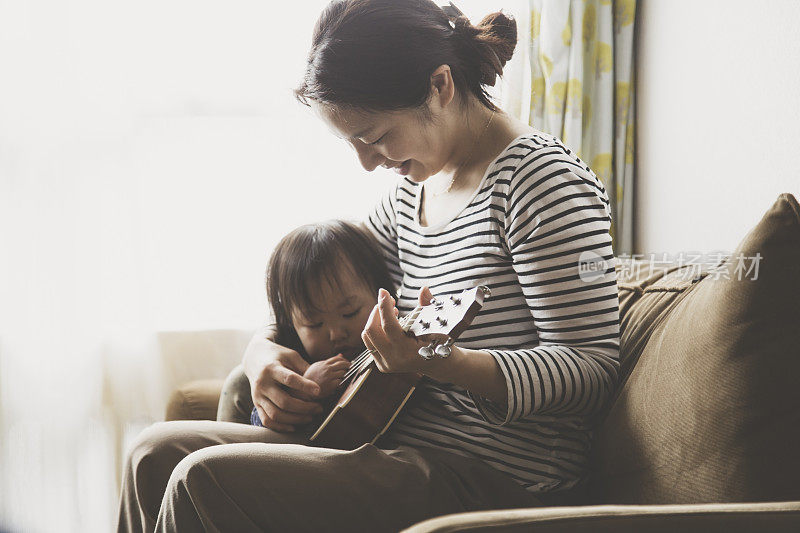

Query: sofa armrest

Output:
[402, 502, 800, 533]
[165, 379, 224, 421]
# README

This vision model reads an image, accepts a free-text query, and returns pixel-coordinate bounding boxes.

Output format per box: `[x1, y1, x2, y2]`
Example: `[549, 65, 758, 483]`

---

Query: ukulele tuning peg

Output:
[436, 317, 447, 327]
[435, 338, 454, 358]
[421, 320, 430, 330]
[449, 295, 461, 306]
[418, 341, 437, 360]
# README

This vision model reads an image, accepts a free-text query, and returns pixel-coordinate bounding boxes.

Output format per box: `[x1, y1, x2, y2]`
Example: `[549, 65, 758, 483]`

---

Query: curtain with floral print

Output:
[502, 0, 637, 254]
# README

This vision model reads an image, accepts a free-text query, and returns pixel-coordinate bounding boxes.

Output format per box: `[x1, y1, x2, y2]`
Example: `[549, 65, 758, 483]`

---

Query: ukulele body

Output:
[308, 362, 421, 450]
[307, 286, 489, 451]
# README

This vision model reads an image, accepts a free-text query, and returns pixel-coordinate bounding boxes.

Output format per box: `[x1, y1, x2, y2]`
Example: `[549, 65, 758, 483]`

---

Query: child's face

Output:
[290, 272, 376, 362]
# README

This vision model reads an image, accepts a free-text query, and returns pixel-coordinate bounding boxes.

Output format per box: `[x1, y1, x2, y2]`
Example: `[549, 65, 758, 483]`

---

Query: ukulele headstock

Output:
[405, 285, 490, 340]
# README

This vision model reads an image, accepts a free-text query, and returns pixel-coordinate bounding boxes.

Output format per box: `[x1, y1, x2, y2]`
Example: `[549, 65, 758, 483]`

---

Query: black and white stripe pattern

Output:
[366, 132, 620, 493]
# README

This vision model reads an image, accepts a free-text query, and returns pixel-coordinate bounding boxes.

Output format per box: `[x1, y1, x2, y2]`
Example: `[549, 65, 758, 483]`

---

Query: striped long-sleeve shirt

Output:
[366, 132, 620, 493]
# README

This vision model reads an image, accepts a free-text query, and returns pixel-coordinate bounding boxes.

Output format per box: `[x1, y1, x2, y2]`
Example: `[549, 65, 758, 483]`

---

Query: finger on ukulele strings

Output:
[376, 288, 404, 339]
[362, 304, 386, 338]
[363, 302, 391, 349]
[361, 329, 387, 368]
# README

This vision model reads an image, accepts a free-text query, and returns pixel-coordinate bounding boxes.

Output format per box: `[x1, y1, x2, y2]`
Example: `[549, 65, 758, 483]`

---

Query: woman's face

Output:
[313, 102, 451, 183]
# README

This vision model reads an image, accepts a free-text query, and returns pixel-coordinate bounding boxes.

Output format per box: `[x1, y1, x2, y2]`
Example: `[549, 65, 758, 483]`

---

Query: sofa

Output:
[165, 193, 800, 531]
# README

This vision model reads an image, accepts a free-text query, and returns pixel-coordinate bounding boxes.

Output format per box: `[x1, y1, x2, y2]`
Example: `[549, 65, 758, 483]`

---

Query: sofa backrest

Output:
[588, 193, 800, 505]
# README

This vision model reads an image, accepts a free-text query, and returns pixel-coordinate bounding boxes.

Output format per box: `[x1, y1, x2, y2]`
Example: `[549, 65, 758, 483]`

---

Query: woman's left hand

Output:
[362, 287, 435, 374]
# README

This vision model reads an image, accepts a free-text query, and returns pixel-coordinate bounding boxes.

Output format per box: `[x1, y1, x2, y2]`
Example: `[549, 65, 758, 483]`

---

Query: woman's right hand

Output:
[243, 327, 324, 432]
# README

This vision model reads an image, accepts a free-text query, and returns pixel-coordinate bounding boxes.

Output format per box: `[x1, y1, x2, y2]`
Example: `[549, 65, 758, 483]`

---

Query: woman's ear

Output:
[430, 64, 455, 110]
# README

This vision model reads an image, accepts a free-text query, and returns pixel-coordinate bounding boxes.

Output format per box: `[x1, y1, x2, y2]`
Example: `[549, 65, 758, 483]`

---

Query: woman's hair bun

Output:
[453, 10, 518, 87]
[477, 11, 517, 66]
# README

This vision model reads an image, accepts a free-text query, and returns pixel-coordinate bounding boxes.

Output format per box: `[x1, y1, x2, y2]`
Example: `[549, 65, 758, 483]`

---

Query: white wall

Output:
[635, 0, 800, 254]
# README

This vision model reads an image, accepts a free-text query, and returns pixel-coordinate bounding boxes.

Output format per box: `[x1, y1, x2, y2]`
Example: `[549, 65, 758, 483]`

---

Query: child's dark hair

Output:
[295, 0, 517, 113]
[266, 220, 396, 357]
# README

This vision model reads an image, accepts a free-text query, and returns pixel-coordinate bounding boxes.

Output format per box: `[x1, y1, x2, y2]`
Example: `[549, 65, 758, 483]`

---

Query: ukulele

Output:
[308, 285, 490, 450]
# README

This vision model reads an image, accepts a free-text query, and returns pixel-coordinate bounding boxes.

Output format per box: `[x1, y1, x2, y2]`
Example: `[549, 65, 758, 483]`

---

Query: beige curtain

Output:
[502, 0, 637, 254]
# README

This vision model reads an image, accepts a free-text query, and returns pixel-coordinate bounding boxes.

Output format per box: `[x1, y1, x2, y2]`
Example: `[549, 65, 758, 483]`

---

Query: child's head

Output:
[267, 220, 395, 362]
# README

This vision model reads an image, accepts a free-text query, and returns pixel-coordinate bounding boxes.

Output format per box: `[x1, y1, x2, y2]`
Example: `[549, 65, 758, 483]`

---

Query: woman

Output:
[118, 1, 620, 531]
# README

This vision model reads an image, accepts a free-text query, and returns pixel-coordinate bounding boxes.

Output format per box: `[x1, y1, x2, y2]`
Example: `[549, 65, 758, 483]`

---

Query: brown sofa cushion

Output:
[615, 260, 697, 381]
[165, 379, 224, 421]
[590, 193, 800, 504]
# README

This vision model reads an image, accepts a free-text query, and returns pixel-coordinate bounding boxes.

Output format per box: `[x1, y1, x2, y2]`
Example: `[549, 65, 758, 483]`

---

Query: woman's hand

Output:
[361, 287, 436, 374]
[242, 328, 324, 432]
[303, 354, 350, 398]
[362, 288, 510, 405]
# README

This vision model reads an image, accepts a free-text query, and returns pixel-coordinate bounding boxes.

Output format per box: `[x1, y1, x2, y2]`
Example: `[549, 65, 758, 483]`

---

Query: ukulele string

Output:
[342, 350, 371, 382]
[340, 308, 421, 384]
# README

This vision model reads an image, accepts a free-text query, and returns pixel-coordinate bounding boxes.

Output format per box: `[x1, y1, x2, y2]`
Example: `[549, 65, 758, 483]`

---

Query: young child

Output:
[248, 219, 396, 428]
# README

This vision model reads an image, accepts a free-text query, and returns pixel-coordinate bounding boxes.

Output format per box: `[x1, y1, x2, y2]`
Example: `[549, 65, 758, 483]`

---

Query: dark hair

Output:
[295, 0, 517, 112]
[266, 219, 396, 358]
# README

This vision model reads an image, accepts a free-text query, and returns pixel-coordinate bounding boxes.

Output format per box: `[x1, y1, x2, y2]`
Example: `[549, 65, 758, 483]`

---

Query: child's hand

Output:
[303, 354, 350, 398]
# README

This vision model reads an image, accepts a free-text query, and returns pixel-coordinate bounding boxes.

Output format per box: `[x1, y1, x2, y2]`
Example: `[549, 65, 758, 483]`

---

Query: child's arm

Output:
[303, 354, 351, 399]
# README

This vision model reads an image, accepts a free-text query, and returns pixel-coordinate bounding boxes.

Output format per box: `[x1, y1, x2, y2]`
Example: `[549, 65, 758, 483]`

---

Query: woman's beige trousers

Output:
[116, 365, 555, 532]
